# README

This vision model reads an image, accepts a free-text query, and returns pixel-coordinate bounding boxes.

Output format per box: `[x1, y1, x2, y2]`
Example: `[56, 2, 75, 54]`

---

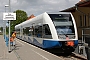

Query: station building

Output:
[60, 0, 90, 39]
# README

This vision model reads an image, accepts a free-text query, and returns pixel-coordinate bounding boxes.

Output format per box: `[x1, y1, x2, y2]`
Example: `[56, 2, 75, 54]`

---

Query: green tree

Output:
[0, 27, 2, 31]
[10, 10, 28, 32]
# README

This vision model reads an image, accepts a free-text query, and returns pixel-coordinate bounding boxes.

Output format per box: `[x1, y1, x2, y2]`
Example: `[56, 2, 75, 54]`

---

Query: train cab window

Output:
[56, 26, 75, 35]
[49, 14, 75, 35]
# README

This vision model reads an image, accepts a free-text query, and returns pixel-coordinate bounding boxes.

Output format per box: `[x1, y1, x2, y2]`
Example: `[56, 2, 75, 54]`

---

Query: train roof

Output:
[15, 12, 72, 29]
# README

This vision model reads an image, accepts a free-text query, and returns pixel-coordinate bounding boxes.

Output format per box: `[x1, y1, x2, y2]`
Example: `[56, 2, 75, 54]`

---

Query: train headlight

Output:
[66, 41, 74, 47]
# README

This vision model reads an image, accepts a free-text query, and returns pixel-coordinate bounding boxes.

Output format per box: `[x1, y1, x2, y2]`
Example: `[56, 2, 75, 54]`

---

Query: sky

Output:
[0, 0, 79, 27]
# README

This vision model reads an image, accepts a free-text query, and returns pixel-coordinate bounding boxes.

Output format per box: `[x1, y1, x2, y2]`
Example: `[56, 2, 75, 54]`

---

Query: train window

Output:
[28, 27, 33, 36]
[49, 14, 73, 26]
[23, 27, 30, 36]
[34, 24, 52, 39]
[15, 29, 20, 35]
[43, 24, 52, 39]
[49, 14, 72, 22]
[34, 25, 43, 38]
[43, 24, 51, 35]
[56, 26, 75, 35]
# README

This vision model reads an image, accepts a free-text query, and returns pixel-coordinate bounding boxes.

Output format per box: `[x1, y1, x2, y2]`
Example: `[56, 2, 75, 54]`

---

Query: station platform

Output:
[0, 35, 62, 60]
[0, 35, 17, 60]
[1, 35, 87, 60]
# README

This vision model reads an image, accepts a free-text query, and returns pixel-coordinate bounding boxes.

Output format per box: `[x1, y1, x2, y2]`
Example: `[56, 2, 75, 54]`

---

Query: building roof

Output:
[61, 6, 76, 12]
[61, 0, 90, 12]
[27, 14, 35, 20]
[77, 0, 90, 7]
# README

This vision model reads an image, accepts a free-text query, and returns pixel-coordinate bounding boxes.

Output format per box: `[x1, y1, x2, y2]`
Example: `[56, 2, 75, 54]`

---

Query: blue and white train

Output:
[15, 12, 78, 53]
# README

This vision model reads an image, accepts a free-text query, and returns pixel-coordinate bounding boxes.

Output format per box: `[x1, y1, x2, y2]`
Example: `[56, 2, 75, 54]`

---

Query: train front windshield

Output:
[49, 14, 75, 35]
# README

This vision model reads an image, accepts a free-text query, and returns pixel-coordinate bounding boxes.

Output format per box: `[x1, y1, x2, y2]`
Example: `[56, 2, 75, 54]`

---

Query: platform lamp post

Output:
[3, 0, 16, 53]
[8, 0, 11, 53]
[5, 5, 9, 43]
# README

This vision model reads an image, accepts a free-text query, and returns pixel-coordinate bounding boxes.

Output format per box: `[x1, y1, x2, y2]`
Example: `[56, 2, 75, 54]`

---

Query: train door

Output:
[32, 23, 43, 47]
[43, 24, 52, 39]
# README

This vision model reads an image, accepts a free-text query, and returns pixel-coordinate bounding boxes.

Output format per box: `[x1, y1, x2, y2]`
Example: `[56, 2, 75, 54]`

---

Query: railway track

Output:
[58, 52, 87, 60]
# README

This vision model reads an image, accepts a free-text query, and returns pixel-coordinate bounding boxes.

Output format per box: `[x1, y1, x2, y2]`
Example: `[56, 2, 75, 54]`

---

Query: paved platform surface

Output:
[0, 35, 88, 60]
[14, 38, 62, 60]
[0, 35, 62, 60]
[0, 35, 18, 60]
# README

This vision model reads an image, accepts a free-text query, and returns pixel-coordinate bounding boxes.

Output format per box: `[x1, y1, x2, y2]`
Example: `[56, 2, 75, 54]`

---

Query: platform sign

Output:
[3, 13, 16, 20]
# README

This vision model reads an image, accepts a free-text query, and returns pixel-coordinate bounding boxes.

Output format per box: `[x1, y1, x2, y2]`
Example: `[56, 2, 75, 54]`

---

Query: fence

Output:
[82, 28, 90, 60]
